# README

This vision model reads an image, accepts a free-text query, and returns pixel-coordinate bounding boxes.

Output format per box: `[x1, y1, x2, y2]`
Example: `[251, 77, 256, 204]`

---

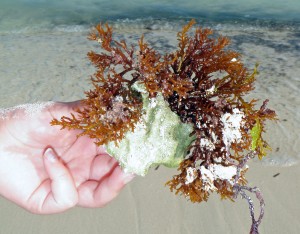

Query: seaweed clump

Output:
[51, 20, 276, 234]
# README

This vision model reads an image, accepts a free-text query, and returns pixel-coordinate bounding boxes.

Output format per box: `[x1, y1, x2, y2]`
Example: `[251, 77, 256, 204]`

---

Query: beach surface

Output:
[0, 24, 299, 233]
[0, 162, 299, 233]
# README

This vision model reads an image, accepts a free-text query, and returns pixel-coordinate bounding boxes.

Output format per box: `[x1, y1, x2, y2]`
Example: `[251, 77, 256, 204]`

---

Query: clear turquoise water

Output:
[0, 0, 300, 32]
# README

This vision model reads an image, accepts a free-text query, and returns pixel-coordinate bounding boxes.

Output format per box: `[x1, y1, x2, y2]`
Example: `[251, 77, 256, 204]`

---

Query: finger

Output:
[78, 165, 135, 208]
[41, 147, 78, 213]
[94, 166, 135, 206]
[89, 154, 119, 180]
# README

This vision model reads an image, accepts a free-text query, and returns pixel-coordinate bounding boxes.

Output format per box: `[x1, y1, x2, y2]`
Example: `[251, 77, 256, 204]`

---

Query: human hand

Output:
[0, 101, 134, 214]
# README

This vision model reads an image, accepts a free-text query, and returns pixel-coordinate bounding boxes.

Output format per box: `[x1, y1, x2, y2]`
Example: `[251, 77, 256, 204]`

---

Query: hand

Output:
[0, 101, 134, 214]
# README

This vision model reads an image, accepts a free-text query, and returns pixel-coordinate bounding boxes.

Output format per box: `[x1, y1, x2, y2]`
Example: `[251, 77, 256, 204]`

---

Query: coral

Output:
[51, 20, 276, 233]
[105, 82, 194, 176]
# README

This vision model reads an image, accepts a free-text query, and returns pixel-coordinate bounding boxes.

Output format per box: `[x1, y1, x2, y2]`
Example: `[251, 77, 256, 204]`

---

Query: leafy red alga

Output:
[51, 21, 276, 233]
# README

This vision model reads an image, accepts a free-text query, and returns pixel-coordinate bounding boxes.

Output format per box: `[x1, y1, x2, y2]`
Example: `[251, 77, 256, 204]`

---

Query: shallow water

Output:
[0, 0, 300, 33]
[0, 1, 299, 166]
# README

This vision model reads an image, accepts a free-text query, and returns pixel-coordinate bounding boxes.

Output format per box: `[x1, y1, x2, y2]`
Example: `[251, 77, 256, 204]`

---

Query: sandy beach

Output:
[0, 162, 299, 233]
[0, 25, 299, 233]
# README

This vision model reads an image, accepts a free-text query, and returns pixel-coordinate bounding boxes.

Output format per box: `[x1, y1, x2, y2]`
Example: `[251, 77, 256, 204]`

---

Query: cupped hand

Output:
[0, 101, 134, 214]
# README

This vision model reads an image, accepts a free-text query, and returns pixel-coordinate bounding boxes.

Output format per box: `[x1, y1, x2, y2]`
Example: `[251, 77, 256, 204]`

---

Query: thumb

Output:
[43, 147, 78, 212]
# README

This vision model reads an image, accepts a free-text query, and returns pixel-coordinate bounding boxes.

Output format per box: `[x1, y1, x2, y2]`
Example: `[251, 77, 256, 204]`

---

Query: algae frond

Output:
[51, 20, 276, 234]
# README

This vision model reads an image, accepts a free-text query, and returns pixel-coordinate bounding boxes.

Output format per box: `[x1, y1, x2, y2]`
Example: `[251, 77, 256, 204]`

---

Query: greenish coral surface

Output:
[105, 83, 194, 176]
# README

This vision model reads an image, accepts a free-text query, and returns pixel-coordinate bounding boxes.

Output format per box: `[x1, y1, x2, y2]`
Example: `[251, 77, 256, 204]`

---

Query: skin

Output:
[0, 101, 134, 214]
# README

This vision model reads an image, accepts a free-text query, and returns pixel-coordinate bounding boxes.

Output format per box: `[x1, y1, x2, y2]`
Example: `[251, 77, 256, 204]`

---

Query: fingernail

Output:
[44, 148, 58, 163]
[122, 172, 136, 184]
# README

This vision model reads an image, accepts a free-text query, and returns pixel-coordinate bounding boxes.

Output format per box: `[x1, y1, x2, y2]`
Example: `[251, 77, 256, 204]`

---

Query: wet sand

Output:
[0, 25, 299, 233]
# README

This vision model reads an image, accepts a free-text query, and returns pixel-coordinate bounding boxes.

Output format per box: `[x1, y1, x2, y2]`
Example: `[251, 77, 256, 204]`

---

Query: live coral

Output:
[51, 20, 276, 234]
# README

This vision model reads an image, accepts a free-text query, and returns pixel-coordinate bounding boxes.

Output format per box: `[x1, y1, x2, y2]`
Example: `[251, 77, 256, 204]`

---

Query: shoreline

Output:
[1, 18, 300, 36]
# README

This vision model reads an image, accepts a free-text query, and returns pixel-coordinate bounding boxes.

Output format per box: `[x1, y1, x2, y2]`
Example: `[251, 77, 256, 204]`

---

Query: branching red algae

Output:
[51, 20, 276, 234]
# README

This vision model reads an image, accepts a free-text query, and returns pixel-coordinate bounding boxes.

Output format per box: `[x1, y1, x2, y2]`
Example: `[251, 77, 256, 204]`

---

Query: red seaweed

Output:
[51, 20, 277, 233]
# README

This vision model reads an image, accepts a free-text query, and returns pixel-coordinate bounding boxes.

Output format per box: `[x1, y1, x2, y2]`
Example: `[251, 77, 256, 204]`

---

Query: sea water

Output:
[0, 0, 300, 33]
[0, 0, 299, 166]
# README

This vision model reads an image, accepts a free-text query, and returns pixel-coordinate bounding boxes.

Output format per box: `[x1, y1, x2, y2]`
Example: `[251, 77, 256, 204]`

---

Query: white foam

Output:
[200, 166, 217, 191]
[0, 102, 54, 120]
[200, 138, 216, 151]
[185, 167, 197, 184]
[221, 108, 244, 156]
[200, 163, 237, 191]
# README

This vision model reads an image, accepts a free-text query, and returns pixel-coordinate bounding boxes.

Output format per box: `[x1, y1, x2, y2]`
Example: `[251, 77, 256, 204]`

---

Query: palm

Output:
[0, 102, 131, 214]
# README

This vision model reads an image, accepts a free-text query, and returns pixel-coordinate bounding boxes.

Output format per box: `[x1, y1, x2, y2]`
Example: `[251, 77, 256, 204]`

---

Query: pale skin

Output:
[0, 101, 134, 214]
